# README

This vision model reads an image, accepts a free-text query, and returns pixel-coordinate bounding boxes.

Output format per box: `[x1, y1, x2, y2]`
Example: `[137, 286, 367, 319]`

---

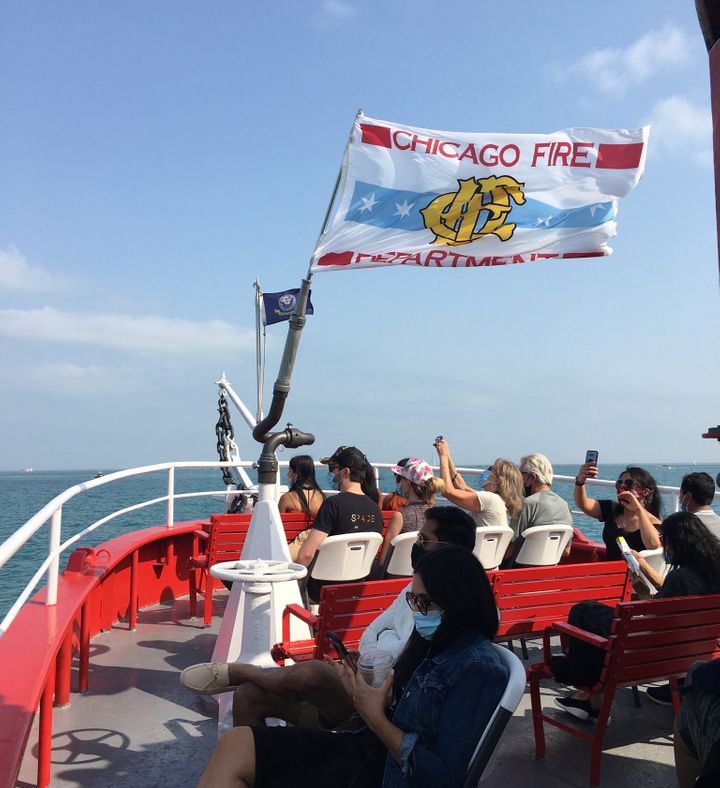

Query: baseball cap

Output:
[391, 457, 434, 487]
[320, 445, 368, 470]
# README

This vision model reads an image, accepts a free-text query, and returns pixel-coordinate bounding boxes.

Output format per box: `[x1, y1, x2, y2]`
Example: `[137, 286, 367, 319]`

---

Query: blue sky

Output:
[1, 0, 719, 471]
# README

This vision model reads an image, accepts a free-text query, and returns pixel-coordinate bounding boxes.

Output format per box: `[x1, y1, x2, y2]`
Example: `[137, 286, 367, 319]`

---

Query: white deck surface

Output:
[17, 594, 680, 787]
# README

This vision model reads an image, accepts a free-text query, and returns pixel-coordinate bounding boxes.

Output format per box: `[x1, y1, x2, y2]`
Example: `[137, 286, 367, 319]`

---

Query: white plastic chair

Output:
[381, 532, 417, 578]
[636, 546, 671, 595]
[308, 532, 383, 582]
[463, 643, 526, 786]
[513, 524, 573, 567]
[473, 526, 514, 571]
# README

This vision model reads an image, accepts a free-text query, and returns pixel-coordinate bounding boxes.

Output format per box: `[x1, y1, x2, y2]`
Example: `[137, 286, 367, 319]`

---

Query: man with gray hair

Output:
[508, 453, 573, 560]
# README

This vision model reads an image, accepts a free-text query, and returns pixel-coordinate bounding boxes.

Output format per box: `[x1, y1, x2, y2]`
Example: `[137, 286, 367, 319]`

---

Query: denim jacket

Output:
[382, 630, 508, 788]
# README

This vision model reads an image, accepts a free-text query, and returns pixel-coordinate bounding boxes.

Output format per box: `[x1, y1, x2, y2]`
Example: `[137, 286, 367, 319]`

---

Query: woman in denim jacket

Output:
[198, 545, 509, 788]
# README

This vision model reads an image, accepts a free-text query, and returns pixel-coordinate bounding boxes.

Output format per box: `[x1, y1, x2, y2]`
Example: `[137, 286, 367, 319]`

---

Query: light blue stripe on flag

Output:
[344, 181, 615, 231]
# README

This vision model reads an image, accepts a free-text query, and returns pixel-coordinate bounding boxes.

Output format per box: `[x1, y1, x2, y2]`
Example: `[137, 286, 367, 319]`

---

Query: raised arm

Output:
[435, 439, 481, 511]
[573, 462, 602, 520]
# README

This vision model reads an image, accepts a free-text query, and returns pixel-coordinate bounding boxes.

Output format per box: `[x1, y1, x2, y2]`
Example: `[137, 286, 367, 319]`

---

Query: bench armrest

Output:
[282, 604, 318, 644]
[542, 620, 610, 660]
[193, 529, 209, 541]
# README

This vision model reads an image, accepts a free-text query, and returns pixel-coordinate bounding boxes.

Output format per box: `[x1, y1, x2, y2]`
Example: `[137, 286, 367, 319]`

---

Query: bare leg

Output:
[231, 661, 354, 728]
[197, 726, 255, 788]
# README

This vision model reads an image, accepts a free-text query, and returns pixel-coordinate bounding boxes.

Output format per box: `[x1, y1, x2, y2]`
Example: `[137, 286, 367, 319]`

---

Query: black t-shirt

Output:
[311, 491, 383, 537]
[599, 499, 655, 560]
[656, 566, 713, 598]
[306, 491, 382, 601]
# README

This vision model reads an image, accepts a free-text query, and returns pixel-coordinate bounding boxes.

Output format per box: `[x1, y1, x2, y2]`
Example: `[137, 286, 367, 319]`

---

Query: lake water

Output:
[2, 463, 719, 620]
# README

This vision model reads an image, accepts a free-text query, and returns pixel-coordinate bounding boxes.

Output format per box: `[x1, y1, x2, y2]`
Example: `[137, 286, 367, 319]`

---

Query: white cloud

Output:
[556, 24, 694, 96]
[647, 95, 713, 166]
[5, 362, 126, 395]
[318, 0, 354, 23]
[0, 246, 72, 293]
[0, 307, 255, 356]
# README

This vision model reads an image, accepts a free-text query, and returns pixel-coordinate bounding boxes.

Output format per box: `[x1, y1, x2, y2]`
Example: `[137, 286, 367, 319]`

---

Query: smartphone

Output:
[585, 450, 599, 466]
[434, 435, 444, 446]
[327, 631, 357, 672]
[616, 536, 640, 575]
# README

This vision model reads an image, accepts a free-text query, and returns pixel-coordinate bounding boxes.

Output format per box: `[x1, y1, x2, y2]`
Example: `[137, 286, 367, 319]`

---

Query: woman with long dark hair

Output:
[197, 546, 508, 788]
[278, 455, 325, 515]
[553, 512, 720, 721]
[574, 462, 662, 559]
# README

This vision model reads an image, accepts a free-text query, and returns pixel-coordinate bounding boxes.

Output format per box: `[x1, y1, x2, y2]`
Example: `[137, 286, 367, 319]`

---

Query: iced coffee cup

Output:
[357, 650, 394, 688]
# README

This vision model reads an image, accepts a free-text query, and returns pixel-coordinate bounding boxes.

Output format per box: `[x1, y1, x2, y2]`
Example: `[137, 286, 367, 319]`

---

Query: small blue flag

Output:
[262, 288, 314, 326]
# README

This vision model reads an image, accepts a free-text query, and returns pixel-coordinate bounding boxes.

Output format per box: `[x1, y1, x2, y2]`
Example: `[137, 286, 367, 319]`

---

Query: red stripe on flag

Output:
[596, 142, 644, 169]
[562, 252, 607, 259]
[317, 251, 353, 266]
[360, 124, 392, 148]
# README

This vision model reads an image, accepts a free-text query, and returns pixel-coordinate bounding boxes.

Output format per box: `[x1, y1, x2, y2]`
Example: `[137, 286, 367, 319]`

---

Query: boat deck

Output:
[18, 594, 679, 787]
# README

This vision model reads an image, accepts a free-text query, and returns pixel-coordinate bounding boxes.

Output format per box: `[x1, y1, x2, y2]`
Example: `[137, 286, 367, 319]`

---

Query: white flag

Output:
[311, 114, 649, 272]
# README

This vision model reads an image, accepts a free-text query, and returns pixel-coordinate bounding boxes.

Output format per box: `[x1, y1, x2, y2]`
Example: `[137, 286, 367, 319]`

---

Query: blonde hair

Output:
[492, 458, 523, 518]
[410, 476, 445, 505]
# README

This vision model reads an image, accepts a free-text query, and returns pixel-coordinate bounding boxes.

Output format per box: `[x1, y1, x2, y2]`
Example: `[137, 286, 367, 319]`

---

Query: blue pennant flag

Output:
[262, 288, 314, 326]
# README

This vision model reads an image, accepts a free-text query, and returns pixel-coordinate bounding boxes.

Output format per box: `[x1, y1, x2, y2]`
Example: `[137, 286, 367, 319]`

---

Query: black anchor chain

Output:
[215, 390, 238, 487]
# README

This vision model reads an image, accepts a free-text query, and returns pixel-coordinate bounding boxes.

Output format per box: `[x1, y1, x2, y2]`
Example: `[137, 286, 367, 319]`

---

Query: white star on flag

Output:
[589, 205, 598, 217]
[359, 193, 378, 213]
[536, 215, 553, 227]
[394, 199, 414, 218]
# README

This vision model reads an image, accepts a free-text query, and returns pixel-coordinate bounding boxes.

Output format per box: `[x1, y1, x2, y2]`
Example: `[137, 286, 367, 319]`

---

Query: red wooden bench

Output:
[188, 510, 394, 625]
[528, 592, 720, 787]
[488, 560, 631, 644]
[271, 577, 409, 664]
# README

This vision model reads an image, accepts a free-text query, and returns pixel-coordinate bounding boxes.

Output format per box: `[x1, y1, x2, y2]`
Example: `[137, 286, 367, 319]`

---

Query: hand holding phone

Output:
[327, 631, 357, 672]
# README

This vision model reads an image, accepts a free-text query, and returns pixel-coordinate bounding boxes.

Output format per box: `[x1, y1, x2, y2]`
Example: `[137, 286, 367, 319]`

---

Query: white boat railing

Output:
[1, 460, 710, 640]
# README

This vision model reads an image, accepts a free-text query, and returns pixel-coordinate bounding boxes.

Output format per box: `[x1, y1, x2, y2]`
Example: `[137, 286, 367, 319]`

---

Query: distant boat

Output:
[21, 468, 33, 473]
[94, 472, 104, 478]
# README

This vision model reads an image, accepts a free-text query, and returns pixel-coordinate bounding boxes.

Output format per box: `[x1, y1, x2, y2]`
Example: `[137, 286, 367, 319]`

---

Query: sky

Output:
[1, 0, 719, 471]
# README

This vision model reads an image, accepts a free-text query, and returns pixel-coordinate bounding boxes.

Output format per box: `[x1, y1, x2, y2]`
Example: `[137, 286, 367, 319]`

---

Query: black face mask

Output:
[410, 542, 426, 570]
[523, 483, 533, 497]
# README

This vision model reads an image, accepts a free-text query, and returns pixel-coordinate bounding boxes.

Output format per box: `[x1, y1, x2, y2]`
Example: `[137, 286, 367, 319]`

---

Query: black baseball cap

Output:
[320, 445, 368, 470]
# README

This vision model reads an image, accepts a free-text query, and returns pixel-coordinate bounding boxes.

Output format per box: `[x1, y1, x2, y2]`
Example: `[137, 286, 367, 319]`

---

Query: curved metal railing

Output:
[1, 460, 709, 639]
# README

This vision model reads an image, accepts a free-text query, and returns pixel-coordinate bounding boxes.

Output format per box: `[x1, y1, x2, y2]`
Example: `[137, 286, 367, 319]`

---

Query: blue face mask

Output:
[395, 482, 404, 496]
[327, 470, 339, 490]
[663, 548, 672, 565]
[477, 469, 490, 484]
[412, 610, 442, 639]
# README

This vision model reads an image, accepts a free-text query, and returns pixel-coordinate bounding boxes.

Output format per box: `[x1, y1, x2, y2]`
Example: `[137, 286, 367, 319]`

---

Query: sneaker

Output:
[554, 695, 595, 721]
[646, 683, 673, 706]
[180, 662, 236, 694]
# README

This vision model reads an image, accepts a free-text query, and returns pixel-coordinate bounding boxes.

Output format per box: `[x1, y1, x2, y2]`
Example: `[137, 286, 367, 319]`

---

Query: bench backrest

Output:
[312, 578, 409, 658]
[602, 592, 720, 686]
[488, 560, 631, 638]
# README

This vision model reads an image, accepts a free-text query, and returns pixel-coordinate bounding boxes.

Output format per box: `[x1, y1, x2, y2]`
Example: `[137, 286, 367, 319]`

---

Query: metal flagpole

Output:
[252, 109, 359, 463]
[253, 279, 264, 422]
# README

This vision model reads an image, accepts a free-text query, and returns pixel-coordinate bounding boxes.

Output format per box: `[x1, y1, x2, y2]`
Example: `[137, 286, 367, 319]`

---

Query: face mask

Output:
[327, 470, 339, 490]
[477, 469, 490, 484]
[412, 609, 442, 639]
[395, 482, 404, 496]
[523, 483, 533, 497]
[410, 542, 425, 570]
[663, 548, 673, 565]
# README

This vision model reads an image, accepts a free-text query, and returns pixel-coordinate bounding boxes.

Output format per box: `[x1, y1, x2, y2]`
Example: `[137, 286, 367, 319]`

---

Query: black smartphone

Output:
[585, 450, 599, 466]
[327, 631, 357, 671]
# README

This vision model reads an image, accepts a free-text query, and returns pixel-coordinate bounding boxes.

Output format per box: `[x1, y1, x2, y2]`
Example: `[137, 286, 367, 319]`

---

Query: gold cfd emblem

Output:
[420, 176, 526, 246]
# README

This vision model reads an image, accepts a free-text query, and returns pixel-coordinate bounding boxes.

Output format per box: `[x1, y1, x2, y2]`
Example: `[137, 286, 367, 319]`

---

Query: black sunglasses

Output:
[615, 479, 638, 490]
[405, 590, 435, 616]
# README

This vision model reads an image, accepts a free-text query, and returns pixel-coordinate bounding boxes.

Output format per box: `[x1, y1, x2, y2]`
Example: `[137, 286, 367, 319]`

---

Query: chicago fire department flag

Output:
[311, 113, 649, 272]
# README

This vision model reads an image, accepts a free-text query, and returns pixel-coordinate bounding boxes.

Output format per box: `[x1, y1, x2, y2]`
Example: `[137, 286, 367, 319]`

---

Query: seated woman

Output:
[378, 457, 444, 567]
[382, 457, 410, 512]
[574, 462, 662, 559]
[280, 455, 326, 561]
[197, 546, 509, 788]
[552, 512, 720, 721]
[435, 438, 522, 529]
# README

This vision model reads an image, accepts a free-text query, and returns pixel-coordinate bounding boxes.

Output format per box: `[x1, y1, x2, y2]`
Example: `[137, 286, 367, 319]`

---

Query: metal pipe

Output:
[46, 510, 61, 606]
[166, 467, 175, 529]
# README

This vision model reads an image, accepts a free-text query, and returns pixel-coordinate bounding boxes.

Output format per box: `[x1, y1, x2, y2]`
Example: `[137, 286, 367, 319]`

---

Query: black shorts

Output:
[251, 725, 386, 788]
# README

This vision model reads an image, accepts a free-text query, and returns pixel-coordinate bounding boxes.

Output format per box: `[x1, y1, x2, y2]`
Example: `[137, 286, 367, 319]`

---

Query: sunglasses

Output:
[415, 534, 453, 549]
[405, 590, 436, 616]
[615, 479, 639, 491]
